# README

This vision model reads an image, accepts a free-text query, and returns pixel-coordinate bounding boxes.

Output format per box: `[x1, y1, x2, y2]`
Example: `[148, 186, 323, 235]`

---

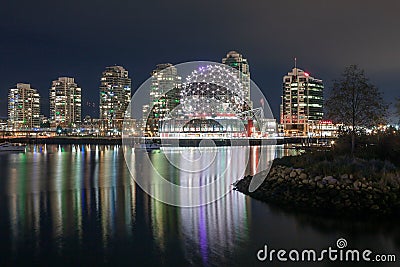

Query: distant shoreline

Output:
[1, 136, 335, 146]
[2, 137, 122, 145]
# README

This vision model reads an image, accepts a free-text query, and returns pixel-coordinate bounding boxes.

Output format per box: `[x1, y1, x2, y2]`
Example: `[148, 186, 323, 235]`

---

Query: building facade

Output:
[280, 67, 324, 136]
[144, 63, 181, 136]
[8, 83, 41, 129]
[99, 66, 132, 131]
[49, 77, 82, 127]
[222, 50, 251, 108]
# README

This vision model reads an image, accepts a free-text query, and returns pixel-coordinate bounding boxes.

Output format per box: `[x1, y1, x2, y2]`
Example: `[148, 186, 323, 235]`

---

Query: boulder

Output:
[299, 173, 308, 180]
[323, 176, 338, 185]
[284, 168, 292, 175]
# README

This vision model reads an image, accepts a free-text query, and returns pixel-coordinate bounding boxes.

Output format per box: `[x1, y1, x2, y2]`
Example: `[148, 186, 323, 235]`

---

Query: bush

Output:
[332, 132, 400, 167]
[274, 150, 399, 181]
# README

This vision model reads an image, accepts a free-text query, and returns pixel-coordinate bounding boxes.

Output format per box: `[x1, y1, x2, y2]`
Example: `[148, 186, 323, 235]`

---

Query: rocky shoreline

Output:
[234, 165, 400, 216]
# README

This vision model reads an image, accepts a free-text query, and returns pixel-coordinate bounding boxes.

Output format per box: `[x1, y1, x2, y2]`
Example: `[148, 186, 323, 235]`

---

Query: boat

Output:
[0, 142, 26, 152]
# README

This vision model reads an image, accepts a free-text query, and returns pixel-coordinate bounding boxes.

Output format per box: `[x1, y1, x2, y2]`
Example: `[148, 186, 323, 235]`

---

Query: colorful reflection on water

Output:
[0, 145, 398, 266]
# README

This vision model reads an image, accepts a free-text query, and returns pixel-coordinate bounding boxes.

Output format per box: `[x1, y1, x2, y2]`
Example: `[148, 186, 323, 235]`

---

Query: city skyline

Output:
[1, 1, 399, 122]
[1, 57, 397, 126]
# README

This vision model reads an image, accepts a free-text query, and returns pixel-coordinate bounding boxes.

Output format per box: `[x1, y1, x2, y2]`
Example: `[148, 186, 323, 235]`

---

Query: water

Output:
[0, 145, 398, 266]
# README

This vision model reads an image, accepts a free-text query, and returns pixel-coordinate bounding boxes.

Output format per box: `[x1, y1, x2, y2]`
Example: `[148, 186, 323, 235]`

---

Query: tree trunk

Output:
[351, 131, 355, 156]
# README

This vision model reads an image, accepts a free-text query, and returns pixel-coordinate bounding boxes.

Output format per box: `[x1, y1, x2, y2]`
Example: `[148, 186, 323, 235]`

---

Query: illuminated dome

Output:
[182, 118, 224, 133]
[181, 64, 249, 115]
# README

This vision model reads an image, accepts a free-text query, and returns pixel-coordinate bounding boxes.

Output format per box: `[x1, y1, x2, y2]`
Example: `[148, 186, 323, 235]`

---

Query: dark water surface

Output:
[0, 145, 398, 266]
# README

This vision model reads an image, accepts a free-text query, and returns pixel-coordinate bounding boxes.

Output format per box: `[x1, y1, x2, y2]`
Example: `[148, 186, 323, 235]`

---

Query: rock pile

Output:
[234, 165, 400, 216]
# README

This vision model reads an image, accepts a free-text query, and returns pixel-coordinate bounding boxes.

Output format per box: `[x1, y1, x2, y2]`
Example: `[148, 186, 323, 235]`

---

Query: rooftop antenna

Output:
[294, 57, 298, 76]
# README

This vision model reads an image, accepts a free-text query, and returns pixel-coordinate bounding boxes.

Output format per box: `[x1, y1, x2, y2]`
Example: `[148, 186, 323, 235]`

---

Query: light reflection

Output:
[4, 143, 286, 266]
[4, 145, 136, 251]
[144, 146, 276, 265]
[2, 144, 398, 266]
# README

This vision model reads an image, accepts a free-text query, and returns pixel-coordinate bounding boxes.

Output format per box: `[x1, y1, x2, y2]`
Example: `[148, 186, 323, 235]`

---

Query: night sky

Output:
[1, 0, 399, 121]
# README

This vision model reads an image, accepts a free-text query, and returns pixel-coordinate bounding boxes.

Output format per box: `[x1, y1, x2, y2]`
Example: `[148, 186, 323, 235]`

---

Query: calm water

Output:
[0, 145, 398, 266]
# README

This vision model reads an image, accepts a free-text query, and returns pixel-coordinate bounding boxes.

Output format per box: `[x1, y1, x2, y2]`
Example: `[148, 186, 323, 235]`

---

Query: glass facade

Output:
[8, 83, 40, 130]
[144, 64, 181, 137]
[49, 77, 82, 127]
[222, 50, 251, 108]
[280, 68, 324, 136]
[99, 66, 132, 130]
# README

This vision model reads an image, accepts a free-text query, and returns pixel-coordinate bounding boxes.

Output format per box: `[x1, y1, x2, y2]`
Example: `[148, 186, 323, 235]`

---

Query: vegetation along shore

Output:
[235, 133, 400, 217]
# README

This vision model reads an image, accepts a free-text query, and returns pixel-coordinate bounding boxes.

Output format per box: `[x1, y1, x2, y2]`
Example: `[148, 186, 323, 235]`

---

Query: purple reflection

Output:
[199, 193, 208, 265]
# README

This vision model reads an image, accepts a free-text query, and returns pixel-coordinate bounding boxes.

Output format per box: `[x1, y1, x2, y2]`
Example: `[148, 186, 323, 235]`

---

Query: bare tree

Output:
[326, 65, 388, 154]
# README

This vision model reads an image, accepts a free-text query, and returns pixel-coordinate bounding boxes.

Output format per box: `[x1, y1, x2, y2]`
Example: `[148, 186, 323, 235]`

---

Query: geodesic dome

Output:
[181, 65, 249, 115]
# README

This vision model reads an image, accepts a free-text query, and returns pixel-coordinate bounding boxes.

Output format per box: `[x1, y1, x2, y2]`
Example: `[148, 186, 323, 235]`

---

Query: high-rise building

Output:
[222, 50, 251, 108]
[49, 77, 82, 127]
[99, 66, 132, 130]
[144, 63, 181, 136]
[280, 66, 324, 136]
[149, 64, 181, 103]
[141, 104, 149, 133]
[8, 83, 40, 129]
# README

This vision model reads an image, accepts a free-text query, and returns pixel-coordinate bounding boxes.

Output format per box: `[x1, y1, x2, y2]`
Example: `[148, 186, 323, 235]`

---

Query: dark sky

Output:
[1, 0, 399, 121]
